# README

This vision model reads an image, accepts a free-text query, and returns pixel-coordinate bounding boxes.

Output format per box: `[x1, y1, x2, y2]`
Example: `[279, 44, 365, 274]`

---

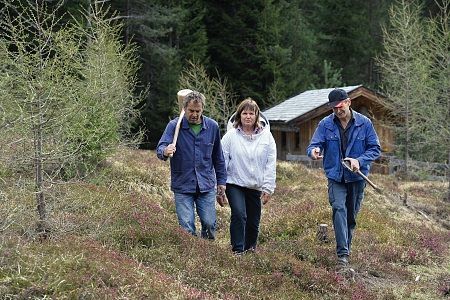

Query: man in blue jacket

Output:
[157, 91, 227, 240]
[307, 88, 381, 268]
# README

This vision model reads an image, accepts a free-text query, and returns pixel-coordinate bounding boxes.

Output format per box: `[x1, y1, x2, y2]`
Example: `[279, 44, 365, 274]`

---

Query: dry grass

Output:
[0, 148, 449, 299]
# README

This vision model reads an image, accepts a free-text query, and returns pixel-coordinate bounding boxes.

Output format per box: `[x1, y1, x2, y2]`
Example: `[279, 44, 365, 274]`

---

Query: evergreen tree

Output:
[274, 0, 320, 97]
[311, 0, 392, 86]
[376, 0, 448, 177]
[204, 0, 320, 108]
[177, 0, 209, 65]
[116, 0, 209, 148]
[178, 60, 236, 134]
[204, 1, 266, 102]
[121, 1, 182, 148]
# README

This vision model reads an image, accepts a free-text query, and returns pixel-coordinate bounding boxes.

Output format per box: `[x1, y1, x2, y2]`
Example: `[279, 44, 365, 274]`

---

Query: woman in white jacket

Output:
[221, 98, 276, 255]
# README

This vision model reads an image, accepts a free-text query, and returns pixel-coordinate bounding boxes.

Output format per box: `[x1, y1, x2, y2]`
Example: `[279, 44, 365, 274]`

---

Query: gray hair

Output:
[183, 91, 206, 109]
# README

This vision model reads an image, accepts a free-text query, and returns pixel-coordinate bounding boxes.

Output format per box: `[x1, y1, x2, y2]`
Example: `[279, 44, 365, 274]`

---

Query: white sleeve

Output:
[221, 131, 232, 170]
[262, 132, 277, 194]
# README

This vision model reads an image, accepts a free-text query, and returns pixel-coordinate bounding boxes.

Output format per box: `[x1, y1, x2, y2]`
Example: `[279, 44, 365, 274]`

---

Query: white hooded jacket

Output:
[221, 113, 277, 194]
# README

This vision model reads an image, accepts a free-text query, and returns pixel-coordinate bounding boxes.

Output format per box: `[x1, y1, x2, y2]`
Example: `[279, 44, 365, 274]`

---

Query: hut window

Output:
[281, 132, 286, 148]
[295, 132, 300, 149]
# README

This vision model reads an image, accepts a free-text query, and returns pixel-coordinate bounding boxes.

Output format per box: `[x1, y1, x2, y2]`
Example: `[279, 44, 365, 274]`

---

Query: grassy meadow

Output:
[0, 148, 449, 299]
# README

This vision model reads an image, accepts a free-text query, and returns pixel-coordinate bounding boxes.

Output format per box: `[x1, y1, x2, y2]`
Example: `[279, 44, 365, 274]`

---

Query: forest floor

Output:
[0, 148, 449, 299]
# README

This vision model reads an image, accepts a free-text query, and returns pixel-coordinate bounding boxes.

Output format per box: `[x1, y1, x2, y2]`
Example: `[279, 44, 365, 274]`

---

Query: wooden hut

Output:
[263, 85, 393, 173]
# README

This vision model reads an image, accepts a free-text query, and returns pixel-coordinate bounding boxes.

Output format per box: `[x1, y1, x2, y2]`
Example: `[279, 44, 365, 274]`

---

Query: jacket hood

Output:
[226, 112, 270, 132]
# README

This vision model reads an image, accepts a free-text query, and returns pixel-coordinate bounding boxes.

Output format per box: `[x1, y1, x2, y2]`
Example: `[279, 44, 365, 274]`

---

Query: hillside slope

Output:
[0, 148, 449, 299]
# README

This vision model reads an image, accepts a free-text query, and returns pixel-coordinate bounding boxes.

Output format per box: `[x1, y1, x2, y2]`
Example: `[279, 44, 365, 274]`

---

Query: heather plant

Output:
[0, 149, 448, 299]
[0, 236, 191, 298]
[178, 60, 236, 134]
[418, 228, 449, 256]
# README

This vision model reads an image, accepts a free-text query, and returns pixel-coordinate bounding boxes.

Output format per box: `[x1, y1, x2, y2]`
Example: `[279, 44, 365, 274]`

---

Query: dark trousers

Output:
[226, 184, 262, 252]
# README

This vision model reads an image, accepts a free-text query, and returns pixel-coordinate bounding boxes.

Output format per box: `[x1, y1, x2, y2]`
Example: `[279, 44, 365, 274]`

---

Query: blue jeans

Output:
[174, 190, 216, 239]
[327, 179, 365, 257]
[226, 184, 262, 253]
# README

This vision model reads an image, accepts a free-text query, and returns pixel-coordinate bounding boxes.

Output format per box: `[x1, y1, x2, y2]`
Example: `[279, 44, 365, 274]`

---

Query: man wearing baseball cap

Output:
[307, 88, 381, 271]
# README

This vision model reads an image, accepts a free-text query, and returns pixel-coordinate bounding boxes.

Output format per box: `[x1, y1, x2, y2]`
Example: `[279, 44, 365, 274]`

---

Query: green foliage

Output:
[178, 0, 209, 64]
[261, 0, 320, 104]
[120, 1, 187, 149]
[376, 0, 449, 167]
[203, 0, 321, 107]
[310, 0, 392, 85]
[0, 1, 142, 178]
[63, 9, 143, 177]
[310, 60, 344, 89]
[178, 60, 236, 133]
[204, 1, 266, 102]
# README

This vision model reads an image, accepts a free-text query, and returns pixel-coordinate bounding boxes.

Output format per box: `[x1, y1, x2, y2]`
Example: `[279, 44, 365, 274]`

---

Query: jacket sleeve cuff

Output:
[357, 158, 364, 168]
[262, 187, 273, 195]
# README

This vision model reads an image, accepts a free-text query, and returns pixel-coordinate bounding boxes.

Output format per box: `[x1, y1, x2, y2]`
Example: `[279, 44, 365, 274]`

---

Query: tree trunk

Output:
[34, 97, 48, 238]
[404, 88, 411, 179]
[316, 223, 329, 243]
[125, 0, 130, 45]
[447, 147, 450, 202]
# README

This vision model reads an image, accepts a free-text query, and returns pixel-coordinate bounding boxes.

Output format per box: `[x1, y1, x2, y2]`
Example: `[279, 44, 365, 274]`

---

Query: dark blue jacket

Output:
[306, 110, 381, 182]
[156, 115, 227, 193]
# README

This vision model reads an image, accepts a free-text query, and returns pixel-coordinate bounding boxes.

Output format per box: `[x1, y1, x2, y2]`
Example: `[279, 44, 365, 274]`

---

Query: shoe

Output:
[233, 251, 245, 256]
[245, 247, 256, 254]
[337, 255, 349, 267]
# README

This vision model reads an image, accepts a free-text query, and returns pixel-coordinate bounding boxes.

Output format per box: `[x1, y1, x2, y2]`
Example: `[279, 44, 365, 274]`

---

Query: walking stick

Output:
[341, 159, 382, 193]
[169, 89, 192, 157]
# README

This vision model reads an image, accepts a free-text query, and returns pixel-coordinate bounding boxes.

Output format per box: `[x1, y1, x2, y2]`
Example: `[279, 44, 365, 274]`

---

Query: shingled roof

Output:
[263, 85, 361, 123]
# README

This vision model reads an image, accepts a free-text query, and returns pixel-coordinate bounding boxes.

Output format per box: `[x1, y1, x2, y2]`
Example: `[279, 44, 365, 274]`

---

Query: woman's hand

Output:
[261, 192, 271, 205]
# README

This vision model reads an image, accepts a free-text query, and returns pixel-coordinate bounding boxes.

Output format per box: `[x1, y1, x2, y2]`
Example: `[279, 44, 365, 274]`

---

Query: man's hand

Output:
[164, 144, 176, 157]
[344, 157, 360, 172]
[311, 147, 323, 160]
[261, 192, 271, 205]
[216, 185, 228, 207]
[216, 194, 228, 207]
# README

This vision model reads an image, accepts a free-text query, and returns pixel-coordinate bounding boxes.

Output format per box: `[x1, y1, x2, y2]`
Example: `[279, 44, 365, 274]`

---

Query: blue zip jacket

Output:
[306, 110, 381, 182]
[156, 115, 227, 193]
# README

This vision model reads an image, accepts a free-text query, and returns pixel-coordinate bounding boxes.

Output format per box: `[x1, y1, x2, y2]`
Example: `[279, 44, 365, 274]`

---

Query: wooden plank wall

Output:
[271, 104, 394, 160]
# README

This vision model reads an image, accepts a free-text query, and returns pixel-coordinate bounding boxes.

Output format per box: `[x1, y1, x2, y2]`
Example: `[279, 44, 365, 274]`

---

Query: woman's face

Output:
[240, 108, 257, 128]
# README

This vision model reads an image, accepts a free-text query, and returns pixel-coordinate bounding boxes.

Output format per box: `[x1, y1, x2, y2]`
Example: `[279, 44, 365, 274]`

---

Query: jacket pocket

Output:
[202, 143, 213, 159]
[326, 133, 339, 142]
[324, 133, 339, 157]
[327, 180, 336, 205]
[350, 132, 366, 155]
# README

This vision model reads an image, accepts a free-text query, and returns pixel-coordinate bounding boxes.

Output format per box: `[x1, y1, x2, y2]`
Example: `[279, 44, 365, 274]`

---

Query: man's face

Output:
[332, 99, 351, 120]
[185, 100, 203, 124]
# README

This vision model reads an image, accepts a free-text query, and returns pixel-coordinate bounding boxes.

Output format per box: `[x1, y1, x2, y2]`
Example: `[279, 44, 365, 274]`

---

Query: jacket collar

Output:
[181, 115, 208, 130]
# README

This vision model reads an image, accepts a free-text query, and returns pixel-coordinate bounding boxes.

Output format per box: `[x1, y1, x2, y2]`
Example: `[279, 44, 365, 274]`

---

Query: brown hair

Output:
[233, 98, 261, 129]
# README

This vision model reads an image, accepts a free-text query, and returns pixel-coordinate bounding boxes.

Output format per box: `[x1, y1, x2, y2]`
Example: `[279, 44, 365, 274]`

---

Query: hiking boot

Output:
[336, 255, 356, 281]
[337, 255, 349, 267]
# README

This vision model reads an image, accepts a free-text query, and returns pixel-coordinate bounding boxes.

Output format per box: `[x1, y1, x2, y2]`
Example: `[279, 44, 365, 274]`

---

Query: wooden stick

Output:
[171, 109, 185, 148]
[341, 159, 382, 193]
[355, 169, 380, 191]
[169, 89, 192, 157]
